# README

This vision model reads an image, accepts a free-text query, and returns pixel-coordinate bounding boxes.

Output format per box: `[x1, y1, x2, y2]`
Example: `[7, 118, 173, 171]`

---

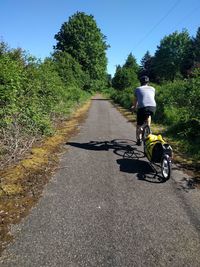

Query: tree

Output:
[112, 53, 139, 90]
[122, 53, 139, 87]
[106, 74, 112, 88]
[112, 65, 124, 90]
[153, 30, 191, 81]
[139, 51, 156, 81]
[193, 27, 200, 66]
[123, 53, 138, 73]
[180, 39, 194, 77]
[140, 51, 151, 73]
[181, 28, 200, 77]
[54, 12, 109, 88]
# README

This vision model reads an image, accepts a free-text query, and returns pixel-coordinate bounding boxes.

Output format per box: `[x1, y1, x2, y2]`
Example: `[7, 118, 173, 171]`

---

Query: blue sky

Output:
[1, 0, 199, 76]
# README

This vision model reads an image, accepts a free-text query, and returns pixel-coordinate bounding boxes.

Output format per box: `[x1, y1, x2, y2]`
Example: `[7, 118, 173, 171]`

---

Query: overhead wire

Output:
[172, 4, 200, 32]
[133, 0, 182, 49]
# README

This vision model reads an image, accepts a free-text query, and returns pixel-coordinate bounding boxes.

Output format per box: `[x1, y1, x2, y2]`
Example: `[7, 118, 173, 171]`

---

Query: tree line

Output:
[112, 27, 200, 88]
[140, 28, 200, 82]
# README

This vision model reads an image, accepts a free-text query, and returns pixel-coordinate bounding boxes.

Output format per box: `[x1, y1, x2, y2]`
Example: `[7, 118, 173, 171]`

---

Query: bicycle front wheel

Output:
[161, 155, 172, 180]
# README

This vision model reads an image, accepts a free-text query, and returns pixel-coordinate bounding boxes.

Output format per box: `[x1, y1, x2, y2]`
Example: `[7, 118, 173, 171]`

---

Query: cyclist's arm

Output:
[132, 97, 138, 110]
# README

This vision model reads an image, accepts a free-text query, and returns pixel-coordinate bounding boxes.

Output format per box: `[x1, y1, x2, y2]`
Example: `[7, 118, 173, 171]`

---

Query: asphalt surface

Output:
[1, 96, 200, 267]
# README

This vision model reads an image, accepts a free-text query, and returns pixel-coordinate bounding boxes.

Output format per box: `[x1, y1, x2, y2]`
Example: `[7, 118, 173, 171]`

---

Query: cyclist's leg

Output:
[136, 125, 142, 140]
[136, 108, 145, 145]
[147, 115, 151, 126]
[144, 106, 156, 127]
[136, 126, 143, 146]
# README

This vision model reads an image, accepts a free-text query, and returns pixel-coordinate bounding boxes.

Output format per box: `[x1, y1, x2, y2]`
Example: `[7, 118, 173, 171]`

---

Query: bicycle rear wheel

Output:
[161, 155, 172, 180]
[142, 125, 151, 140]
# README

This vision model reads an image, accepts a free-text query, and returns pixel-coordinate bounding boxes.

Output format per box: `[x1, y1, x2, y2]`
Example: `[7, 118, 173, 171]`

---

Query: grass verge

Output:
[0, 100, 91, 256]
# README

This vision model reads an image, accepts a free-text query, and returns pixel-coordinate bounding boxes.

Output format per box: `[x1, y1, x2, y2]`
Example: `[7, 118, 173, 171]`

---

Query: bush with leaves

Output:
[53, 51, 89, 90]
[0, 46, 25, 128]
[154, 70, 200, 158]
[110, 88, 134, 109]
[0, 41, 91, 167]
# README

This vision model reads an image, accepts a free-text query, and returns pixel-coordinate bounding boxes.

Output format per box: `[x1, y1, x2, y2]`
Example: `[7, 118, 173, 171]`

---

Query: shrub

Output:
[0, 41, 91, 167]
[110, 88, 134, 109]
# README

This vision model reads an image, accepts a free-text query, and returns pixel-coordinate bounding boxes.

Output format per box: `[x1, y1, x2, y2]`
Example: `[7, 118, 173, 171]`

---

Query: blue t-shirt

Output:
[134, 85, 156, 108]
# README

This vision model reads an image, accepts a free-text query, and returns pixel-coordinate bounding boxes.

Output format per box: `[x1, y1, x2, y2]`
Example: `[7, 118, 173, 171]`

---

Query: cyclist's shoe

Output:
[136, 139, 142, 146]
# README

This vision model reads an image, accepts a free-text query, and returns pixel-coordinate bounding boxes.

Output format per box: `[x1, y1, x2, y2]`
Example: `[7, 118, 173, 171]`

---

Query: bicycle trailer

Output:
[144, 134, 173, 163]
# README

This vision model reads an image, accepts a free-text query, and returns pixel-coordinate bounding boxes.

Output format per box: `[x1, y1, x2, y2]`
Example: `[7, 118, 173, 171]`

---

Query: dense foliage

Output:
[109, 27, 200, 159]
[112, 53, 139, 91]
[0, 44, 89, 134]
[139, 51, 156, 80]
[0, 14, 199, 164]
[153, 30, 190, 81]
[0, 42, 90, 167]
[139, 28, 200, 82]
[0, 11, 111, 166]
[154, 69, 200, 158]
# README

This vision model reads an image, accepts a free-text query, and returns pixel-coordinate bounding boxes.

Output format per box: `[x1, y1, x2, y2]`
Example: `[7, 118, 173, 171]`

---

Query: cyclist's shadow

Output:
[66, 139, 137, 153]
[66, 139, 164, 183]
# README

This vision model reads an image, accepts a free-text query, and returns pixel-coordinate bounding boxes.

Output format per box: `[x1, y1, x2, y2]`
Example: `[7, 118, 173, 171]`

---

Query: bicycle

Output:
[131, 107, 172, 181]
[138, 111, 152, 143]
[131, 107, 152, 144]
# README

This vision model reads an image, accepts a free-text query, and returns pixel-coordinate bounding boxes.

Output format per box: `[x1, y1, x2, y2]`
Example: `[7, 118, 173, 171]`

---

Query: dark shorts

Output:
[137, 106, 156, 126]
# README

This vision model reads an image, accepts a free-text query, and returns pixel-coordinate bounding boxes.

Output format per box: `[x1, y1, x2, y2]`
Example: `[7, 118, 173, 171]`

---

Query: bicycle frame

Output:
[138, 113, 152, 142]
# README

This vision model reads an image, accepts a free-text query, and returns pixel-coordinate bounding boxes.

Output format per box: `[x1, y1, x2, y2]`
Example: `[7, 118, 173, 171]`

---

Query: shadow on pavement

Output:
[116, 158, 164, 183]
[67, 139, 165, 183]
[67, 139, 141, 154]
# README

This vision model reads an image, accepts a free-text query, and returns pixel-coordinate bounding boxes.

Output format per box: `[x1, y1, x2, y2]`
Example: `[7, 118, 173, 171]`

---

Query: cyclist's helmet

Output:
[140, 75, 149, 84]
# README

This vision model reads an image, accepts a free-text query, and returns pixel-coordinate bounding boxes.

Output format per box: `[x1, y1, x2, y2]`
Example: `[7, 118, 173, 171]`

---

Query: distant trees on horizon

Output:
[112, 27, 200, 86]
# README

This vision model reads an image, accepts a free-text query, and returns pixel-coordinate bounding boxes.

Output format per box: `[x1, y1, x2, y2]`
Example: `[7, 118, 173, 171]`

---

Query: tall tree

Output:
[112, 54, 139, 90]
[140, 51, 151, 72]
[193, 27, 200, 65]
[180, 40, 194, 77]
[123, 53, 138, 73]
[54, 12, 109, 87]
[112, 65, 124, 90]
[139, 51, 156, 81]
[181, 27, 200, 76]
[122, 53, 139, 87]
[153, 30, 191, 81]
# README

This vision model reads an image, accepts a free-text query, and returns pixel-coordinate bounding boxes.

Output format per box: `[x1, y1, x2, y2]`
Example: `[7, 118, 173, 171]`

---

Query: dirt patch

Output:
[0, 100, 91, 256]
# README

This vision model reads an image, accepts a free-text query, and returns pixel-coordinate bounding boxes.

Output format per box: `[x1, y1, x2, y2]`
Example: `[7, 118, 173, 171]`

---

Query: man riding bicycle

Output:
[132, 76, 156, 146]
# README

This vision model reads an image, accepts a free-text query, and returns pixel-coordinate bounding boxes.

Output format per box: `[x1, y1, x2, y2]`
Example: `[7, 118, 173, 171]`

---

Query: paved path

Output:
[1, 97, 200, 266]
